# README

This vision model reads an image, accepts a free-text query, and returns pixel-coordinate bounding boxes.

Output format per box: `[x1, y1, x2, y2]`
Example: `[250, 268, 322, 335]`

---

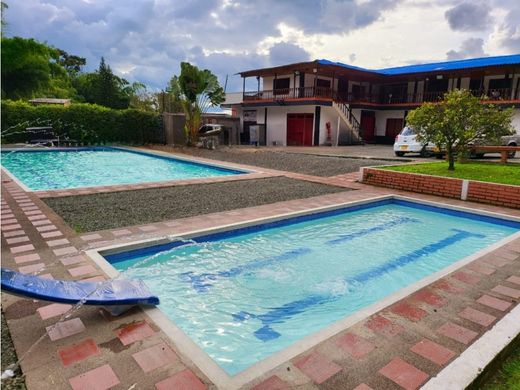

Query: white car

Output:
[393, 127, 435, 157]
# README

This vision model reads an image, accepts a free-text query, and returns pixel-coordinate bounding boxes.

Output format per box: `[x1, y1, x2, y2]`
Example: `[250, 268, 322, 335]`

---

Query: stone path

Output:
[1, 149, 519, 390]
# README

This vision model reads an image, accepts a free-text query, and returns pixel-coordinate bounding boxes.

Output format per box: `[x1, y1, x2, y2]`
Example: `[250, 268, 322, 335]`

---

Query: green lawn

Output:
[480, 344, 520, 390]
[381, 162, 520, 186]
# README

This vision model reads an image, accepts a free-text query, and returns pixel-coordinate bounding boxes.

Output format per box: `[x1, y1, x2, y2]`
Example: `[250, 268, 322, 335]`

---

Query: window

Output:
[273, 78, 290, 94]
[400, 127, 415, 136]
[316, 79, 331, 88]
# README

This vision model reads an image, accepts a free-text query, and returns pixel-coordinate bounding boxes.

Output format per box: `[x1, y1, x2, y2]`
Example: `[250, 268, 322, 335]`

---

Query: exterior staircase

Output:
[332, 100, 364, 145]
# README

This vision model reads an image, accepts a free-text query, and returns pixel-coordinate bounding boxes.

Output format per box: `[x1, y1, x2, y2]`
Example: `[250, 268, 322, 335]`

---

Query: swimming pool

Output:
[0, 147, 245, 191]
[98, 198, 520, 379]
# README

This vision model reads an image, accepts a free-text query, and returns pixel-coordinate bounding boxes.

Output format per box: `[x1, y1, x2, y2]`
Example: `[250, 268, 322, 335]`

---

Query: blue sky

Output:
[4, 0, 519, 92]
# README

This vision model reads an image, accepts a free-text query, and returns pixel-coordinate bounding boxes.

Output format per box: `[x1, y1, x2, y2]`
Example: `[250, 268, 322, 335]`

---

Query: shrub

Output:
[1, 100, 161, 145]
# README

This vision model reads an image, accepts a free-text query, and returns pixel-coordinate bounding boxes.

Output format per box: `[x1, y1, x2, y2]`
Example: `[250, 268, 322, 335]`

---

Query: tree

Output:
[406, 89, 514, 170]
[74, 58, 131, 109]
[168, 62, 225, 145]
[1, 36, 56, 98]
[56, 49, 86, 77]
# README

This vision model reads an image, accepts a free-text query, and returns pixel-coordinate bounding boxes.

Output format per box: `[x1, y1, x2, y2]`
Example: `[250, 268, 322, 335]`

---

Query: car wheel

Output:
[395, 151, 405, 157]
[508, 144, 516, 158]
[476, 153, 485, 159]
[420, 147, 431, 158]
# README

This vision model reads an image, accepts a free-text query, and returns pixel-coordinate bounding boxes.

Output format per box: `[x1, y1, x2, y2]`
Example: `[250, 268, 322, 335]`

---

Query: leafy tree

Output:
[74, 58, 131, 109]
[56, 49, 86, 77]
[406, 89, 514, 170]
[128, 82, 159, 112]
[1, 36, 56, 98]
[168, 62, 225, 145]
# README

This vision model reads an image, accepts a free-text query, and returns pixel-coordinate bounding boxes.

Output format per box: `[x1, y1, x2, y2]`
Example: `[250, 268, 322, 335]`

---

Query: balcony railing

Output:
[242, 87, 518, 105]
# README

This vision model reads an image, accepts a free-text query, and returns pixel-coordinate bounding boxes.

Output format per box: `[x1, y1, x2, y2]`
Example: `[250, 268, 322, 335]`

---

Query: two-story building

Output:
[223, 54, 520, 146]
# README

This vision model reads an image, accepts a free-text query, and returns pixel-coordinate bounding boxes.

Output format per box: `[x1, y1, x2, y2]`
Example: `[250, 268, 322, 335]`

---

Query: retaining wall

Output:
[361, 167, 520, 209]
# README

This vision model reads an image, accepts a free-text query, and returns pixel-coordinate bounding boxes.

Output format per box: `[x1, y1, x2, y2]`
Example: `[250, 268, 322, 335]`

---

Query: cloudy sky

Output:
[4, 0, 519, 91]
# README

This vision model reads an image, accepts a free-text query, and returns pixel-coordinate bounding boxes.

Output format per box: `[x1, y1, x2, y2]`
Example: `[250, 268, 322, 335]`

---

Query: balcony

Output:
[239, 87, 518, 106]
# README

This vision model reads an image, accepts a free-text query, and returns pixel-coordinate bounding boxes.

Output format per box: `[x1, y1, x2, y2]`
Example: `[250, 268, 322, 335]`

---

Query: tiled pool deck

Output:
[1, 149, 520, 390]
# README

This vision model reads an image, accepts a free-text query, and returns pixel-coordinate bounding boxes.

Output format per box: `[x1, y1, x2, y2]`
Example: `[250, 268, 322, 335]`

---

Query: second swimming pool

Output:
[105, 199, 519, 376]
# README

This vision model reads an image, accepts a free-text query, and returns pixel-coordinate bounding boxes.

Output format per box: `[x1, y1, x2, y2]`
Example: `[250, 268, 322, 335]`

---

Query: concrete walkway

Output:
[1, 149, 519, 390]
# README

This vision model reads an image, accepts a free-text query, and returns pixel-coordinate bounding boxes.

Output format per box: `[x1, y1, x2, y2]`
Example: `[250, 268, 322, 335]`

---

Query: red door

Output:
[360, 111, 376, 143]
[287, 114, 314, 146]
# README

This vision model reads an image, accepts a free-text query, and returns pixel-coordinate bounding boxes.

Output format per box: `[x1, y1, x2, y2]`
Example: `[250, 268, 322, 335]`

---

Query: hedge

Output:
[1, 100, 163, 145]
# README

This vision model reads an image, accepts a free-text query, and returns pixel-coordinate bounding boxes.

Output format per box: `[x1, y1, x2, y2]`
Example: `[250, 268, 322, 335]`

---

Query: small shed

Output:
[29, 98, 71, 107]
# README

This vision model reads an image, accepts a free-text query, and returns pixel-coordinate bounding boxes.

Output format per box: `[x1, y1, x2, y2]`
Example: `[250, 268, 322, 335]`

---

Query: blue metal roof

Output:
[317, 54, 520, 76]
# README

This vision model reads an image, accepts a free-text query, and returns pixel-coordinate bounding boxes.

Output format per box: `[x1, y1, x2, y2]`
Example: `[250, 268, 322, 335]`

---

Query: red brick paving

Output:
[336, 332, 376, 359]
[365, 315, 404, 338]
[437, 322, 478, 345]
[58, 339, 100, 367]
[37, 303, 73, 320]
[132, 342, 178, 373]
[506, 275, 520, 286]
[451, 271, 481, 285]
[294, 351, 342, 384]
[155, 369, 206, 390]
[47, 318, 86, 341]
[458, 307, 496, 327]
[379, 357, 429, 390]
[251, 375, 291, 390]
[410, 339, 456, 365]
[2, 153, 520, 390]
[353, 384, 374, 390]
[68, 364, 119, 390]
[491, 285, 520, 299]
[115, 321, 155, 346]
[412, 289, 447, 307]
[389, 301, 428, 322]
[477, 294, 512, 311]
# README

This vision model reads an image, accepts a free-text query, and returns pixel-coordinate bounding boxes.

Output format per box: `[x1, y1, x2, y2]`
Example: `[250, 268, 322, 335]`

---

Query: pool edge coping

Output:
[85, 194, 520, 390]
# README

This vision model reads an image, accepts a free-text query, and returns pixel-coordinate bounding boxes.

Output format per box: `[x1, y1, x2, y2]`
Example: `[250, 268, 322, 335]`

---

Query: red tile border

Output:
[379, 357, 429, 390]
[132, 342, 178, 373]
[476, 294, 512, 311]
[68, 364, 119, 390]
[294, 351, 342, 384]
[410, 339, 456, 365]
[389, 301, 427, 322]
[491, 285, 520, 299]
[115, 321, 155, 346]
[58, 339, 100, 367]
[365, 315, 404, 338]
[458, 307, 496, 327]
[437, 322, 478, 345]
[336, 332, 376, 359]
[155, 369, 206, 390]
[251, 375, 290, 390]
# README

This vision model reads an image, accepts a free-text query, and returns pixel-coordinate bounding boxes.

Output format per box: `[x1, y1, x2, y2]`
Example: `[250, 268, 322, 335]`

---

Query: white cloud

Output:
[3, 0, 517, 92]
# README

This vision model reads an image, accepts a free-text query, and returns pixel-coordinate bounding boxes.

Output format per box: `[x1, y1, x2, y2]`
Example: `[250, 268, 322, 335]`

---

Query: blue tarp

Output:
[317, 54, 520, 76]
[1, 268, 159, 306]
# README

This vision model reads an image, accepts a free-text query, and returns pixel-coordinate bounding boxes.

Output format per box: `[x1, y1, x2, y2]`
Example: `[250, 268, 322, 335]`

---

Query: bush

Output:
[1, 100, 161, 145]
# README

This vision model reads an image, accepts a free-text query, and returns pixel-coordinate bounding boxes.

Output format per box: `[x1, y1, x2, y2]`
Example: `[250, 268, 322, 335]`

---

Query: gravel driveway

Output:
[44, 177, 348, 232]
[158, 147, 397, 177]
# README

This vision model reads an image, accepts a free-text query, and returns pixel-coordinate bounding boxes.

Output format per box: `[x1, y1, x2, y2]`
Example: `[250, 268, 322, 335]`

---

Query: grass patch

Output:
[381, 162, 520, 185]
[480, 344, 520, 390]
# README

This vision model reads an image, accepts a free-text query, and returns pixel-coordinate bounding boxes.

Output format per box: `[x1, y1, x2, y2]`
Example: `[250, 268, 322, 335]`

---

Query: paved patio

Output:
[1, 149, 519, 390]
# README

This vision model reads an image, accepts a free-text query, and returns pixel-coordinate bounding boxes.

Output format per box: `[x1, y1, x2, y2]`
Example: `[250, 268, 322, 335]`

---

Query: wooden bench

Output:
[469, 145, 520, 164]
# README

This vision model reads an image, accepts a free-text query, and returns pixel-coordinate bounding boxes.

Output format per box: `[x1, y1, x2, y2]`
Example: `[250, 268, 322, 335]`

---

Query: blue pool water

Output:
[107, 200, 519, 375]
[1, 148, 244, 190]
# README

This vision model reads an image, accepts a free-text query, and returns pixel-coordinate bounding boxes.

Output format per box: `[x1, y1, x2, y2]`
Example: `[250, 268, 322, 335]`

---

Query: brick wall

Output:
[362, 168, 520, 209]
[467, 181, 520, 209]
